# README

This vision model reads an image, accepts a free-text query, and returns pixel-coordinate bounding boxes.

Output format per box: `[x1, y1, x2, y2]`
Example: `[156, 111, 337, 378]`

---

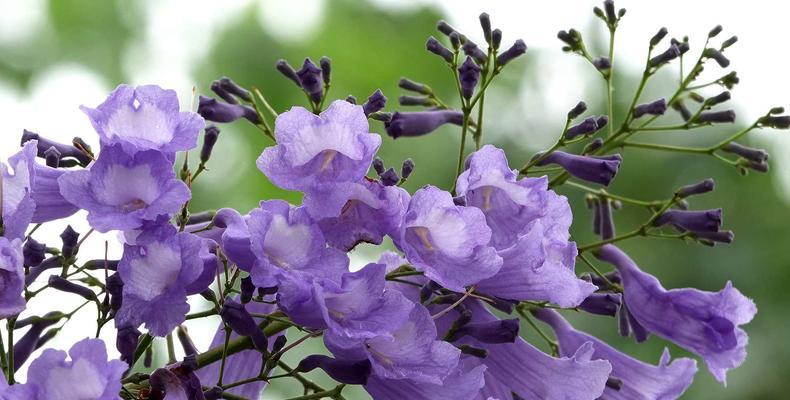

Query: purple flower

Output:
[384, 110, 463, 139]
[297, 58, 324, 102]
[247, 200, 349, 288]
[458, 57, 481, 99]
[303, 179, 410, 251]
[0, 238, 25, 319]
[58, 145, 191, 232]
[2, 141, 36, 240]
[364, 357, 487, 400]
[399, 185, 502, 292]
[595, 244, 757, 383]
[115, 225, 217, 336]
[30, 161, 80, 224]
[14, 137, 80, 224]
[536, 309, 698, 399]
[633, 98, 667, 118]
[198, 95, 261, 124]
[257, 100, 381, 191]
[536, 151, 621, 186]
[81, 84, 204, 154]
[654, 209, 723, 233]
[21, 338, 126, 400]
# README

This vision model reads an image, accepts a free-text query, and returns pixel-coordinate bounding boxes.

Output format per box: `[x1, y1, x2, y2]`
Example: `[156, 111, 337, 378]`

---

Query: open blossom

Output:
[0, 238, 25, 319]
[58, 145, 191, 232]
[257, 100, 381, 191]
[115, 225, 217, 336]
[303, 178, 410, 251]
[364, 357, 487, 400]
[81, 84, 205, 154]
[21, 338, 126, 400]
[2, 140, 36, 240]
[246, 200, 349, 288]
[399, 185, 502, 292]
[595, 244, 757, 383]
[535, 309, 698, 399]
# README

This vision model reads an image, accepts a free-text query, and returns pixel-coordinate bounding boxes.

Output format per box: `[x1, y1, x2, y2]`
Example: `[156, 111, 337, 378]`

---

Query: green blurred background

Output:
[1, 0, 788, 398]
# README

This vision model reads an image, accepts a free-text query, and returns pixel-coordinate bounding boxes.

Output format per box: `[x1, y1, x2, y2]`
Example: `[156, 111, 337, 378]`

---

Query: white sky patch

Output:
[257, 0, 327, 43]
[0, 0, 46, 45]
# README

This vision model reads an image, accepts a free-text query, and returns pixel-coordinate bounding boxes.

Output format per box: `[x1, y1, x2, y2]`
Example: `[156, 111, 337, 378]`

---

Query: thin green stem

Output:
[577, 253, 621, 292]
[516, 305, 558, 356]
[166, 333, 176, 364]
[606, 27, 616, 138]
[622, 141, 711, 154]
[6, 317, 16, 383]
[563, 180, 661, 208]
[285, 384, 346, 400]
[217, 326, 232, 386]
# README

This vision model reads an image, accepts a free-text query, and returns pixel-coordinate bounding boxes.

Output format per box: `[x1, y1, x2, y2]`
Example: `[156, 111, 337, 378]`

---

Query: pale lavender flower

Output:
[58, 145, 191, 232]
[399, 185, 502, 292]
[535, 309, 698, 400]
[595, 244, 757, 383]
[257, 100, 381, 191]
[22, 338, 126, 400]
[115, 225, 218, 336]
[364, 357, 487, 400]
[81, 84, 204, 154]
[2, 140, 36, 240]
[0, 238, 25, 319]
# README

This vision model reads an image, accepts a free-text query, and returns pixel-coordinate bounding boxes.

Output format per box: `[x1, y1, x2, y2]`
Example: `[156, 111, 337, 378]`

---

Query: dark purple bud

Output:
[218, 76, 252, 102]
[240, 276, 255, 304]
[297, 58, 324, 103]
[677, 178, 715, 198]
[567, 101, 587, 120]
[419, 280, 441, 303]
[426, 36, 454, 64]
[654, 209, 722, 233]
[565, 117, 598, 140]
[462, 41, 488, 65]
[708, 24, 723, 38]
[618, 302, 630, 337]
[695, 110, 736, 124]
[677, 41, 690, 55]
[275, 59, 301, 87]
[60, 225, 79, 259]
[671, 99, 692, 121]
[24, 257, 58, 286]
[449, 32, 461, 50]
[496, 39, 527, 67]
[723, 142, 768, 163]
[21, 130, 91, 166]
[692, 230, 734, 244]
[583, 138, 604, 154]
[23, 238, 46, 268]
[591, 197, 602, 235]
[458, 344, 488, 358]
[106, 272, 124, 311]
[43, 146, 61, 168]
[633, 98, 667, 118]
[204, 387, 223, 400]
[220, 299, 267, 352]
[452, 195, 466, 206]
[399, 95, 434, 107]
[380, 168, 400, 186]
[745, 160, 769, 173]
[14, 312, 62, 370]
[536, 151, 621, 186]
[210, 80, 238, 104]
[491, 29, 502, 49]
[176, 325, 198, 356]
[454, 319, 520, 344]
[704, 91, 731, 107]
[296, 355, 372, 385]
[592, 57, 611, 71]
[200, 125, 220, 164]
[436, 20, 456, 37]
[722, 35, 738, 49]
[319, 56, 331, 86]
[363, 89, 387, 116]
[385, 110, 463, 139]
[479, 13, 492, 43]
[599, 199, 615, 239]
[703, 48, 730, 68]
[604, 0, 617, 23]
[48, 275, 97, 301]
[759, 115, 790, 129]
[648, 44, 680, 68]
[650, 27, 668, 47]
[719, 71, 739, 89]
[398, 77, 432, 95]
[486, 297, 517, 314]
[596, 116, 608, 130]
[607, 377, 624, 391]
[345, 95, 357, 104]
[117, 325, 141, 365]
[372, 158, 385, 175]
[272, 335, 288, 354]
[458, 56, 481, 99]
[579, 293, 622, 317]
[401, 158, 415, 179]
[198, 96, 261, 124]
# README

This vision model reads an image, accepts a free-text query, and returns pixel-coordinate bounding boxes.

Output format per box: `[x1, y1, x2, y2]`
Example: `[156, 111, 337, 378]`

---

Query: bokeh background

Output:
[1, 0, 789, 398]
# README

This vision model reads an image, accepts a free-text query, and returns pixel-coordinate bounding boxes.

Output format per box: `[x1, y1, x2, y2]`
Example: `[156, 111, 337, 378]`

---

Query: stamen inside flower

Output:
[120, 199, 147, 213]
[320, 150, 337, 171]
[410, 226, 434, 250]
[481, 186, 494, 211]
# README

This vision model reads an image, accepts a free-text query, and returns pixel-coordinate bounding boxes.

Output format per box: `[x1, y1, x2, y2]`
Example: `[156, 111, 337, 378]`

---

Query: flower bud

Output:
[218, 76, 252, 102]
[604, 0, 617, 24]
[48, 275, 97, 301]
[200, 126, 220, 164]
[458, 56, 481, 99]
[691, 230, 734, 244]
[426, 36, 454, 63]
[722, 142, 768, 163]
[296, 355, 372, 385]
[372, 158, 385, 175]
[384, 110, 464, 139]
[648, 44, 680, 68]
[345, 95, 357, 104]
[650, 27, 668, 47]
[436, 20, 456, 37]
[703, 48, 730, 68]
[43, 146, 61, 168]
[480, 13, 492, 44]
[458, 344, 488, 358]
[240, 276, 255, 304]
[580, 293, 621, 317]
[401, 158, 415, 179]
[176, 325, 198, 356]
[671, 99, 692, 121]
[583, 138, 604, 154]
[695, 110, 736, 124]
[565, 117, 599, 140]
[719, 71, 739, 89]
[399, 95, 434, 107]
[297, 58, 324, 103]
[708, 24, 723, 38]
[567, 101, 587, 120]
[107, 272, 124, 311]
[380, 168, 400, 186]
[275, 59, 301, 87]
[704, 91, 731, 107]
[491, 29, 502, 49]
[117, 325, 141, 365]
[495, 39, 527, 67]
[319, 56, 331, 86]
[654, 209, 723, 233]
[633, 98, 667, 118]
[535, 151, 621, 186]
[398, 77, 433, 95]
[220, 299, 267, 352]
[721, 35, 738, 49]
[461, 41, 487, 65]
[23, 238, 46, 268]
[198, 96, 261, 124]
[21, 130, 92, 166]
[60, 225, 79, 259]
[593, 57, 611, 71]
[13, 312, 62, 370]
[210, 80, 238, 104]
[759, 115, 790, 129]
[449, 32, 461, 50]
[676, 178, 715, 198]
[363, 89, 387, 116]
[599, 199, 615, 239]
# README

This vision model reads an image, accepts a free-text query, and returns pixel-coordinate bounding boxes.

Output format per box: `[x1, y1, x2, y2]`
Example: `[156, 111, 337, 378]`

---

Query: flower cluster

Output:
[0, 2, 773, 399]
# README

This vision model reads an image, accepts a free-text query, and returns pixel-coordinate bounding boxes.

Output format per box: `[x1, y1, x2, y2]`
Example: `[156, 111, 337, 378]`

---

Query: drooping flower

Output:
[246, 200, 349, 288]
[303, 178, 410, 251]
[0, 238, 25, 319]
[399, 185, 502, 292]
[2, 140, 36, 241]
[58, 145, 191, 232]
[535, 151, 621, 186]
[21, 338, 126, 400]
[115, 224, 217, 336]
[364, 357, 487, 400]
[256, 100, 381, 191]
[595, 244, 757, 383]
[535, 309, 698, 400]
[81, 84, 205, 154]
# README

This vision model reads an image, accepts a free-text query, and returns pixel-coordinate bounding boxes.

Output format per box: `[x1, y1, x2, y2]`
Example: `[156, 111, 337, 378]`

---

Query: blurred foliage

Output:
[1, 0, 788, 398]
